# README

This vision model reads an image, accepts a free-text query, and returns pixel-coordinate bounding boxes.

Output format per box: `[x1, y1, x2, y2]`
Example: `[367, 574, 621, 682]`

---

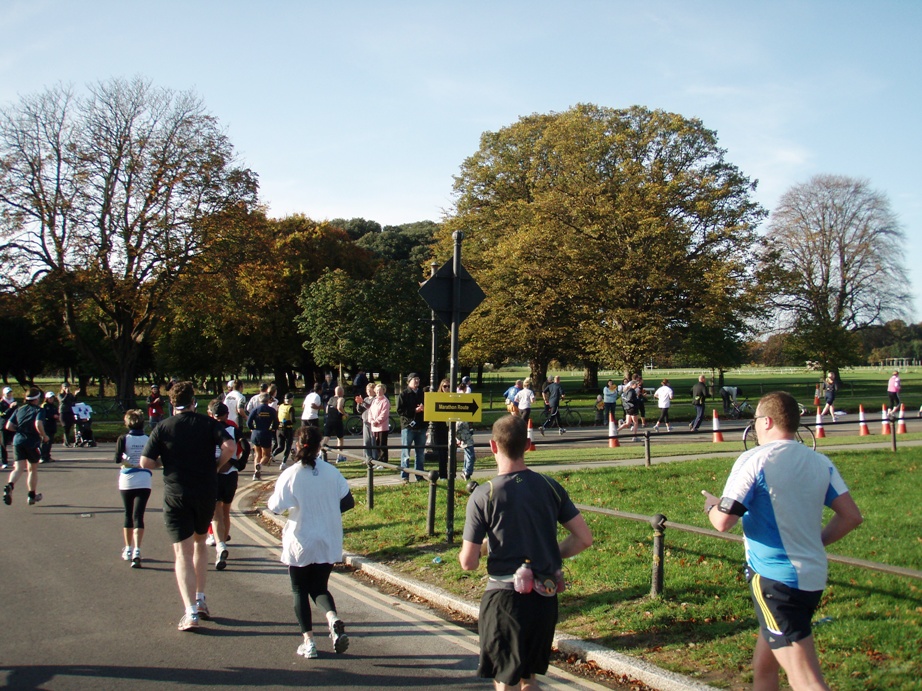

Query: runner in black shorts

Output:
[141, 381, 234, 631]
[4, 388, 49, 507]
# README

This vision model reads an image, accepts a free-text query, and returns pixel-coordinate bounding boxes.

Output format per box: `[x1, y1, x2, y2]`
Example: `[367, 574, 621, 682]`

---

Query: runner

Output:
[3, 387, 49, 506]
[114, 409, 152, 567]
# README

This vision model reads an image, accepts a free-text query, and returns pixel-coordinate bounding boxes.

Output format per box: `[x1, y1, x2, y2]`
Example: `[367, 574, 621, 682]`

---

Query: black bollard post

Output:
[366, 461, 374, 510]
[890, 410, 898, 453]
[644, 430, 652, 467]
[650, 513, 667, 597]
[426, 470, 439, 536]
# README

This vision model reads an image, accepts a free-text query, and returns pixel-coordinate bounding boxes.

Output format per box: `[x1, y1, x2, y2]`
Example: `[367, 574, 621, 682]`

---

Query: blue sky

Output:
[2, 0, 919, 319]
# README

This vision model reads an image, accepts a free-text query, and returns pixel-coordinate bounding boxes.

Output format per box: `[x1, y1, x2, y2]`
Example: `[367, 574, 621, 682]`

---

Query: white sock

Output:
[186, 604, 197, 616]
[196, 592, 206, 603]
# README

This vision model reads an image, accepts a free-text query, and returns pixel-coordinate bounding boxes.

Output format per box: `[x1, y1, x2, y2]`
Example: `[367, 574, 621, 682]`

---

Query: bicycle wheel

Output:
[796, 424, 817, 450]
[345, 415, 363, 437]
[742, 424, 757, 450]
[564, 409, 582, 428]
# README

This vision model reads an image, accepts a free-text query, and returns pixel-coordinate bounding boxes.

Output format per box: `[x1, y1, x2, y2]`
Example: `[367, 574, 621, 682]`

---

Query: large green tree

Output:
[0, 78, 257, 407]
[763, 174, 909, 373]
[443, 104, 767, 383]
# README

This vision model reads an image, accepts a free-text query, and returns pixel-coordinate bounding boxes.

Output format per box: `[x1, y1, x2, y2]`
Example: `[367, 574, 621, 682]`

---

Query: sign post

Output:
[418, 231, 485, 542]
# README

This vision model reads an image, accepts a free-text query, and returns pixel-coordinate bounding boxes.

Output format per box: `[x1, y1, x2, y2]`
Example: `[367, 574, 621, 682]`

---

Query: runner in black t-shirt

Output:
[141, 381, 234, 631]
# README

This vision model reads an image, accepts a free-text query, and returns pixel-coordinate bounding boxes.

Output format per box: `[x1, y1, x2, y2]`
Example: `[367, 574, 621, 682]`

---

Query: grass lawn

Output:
[335, 445, 922, 690]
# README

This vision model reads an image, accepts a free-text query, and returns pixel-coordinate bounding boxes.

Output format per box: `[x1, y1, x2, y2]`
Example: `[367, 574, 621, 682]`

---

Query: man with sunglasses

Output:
[702, 391, 863, 690]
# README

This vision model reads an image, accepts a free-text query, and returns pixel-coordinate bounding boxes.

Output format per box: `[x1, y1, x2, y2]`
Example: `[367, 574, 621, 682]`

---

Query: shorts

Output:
[477, 588, 558, 684]
[324, 419, 344, 439]
[250, 430, 273, 448]
[163, 492, 217, 543]
[14, 445, 41, 463]
[301, 418, 319, 429]
[747, 568, 822, 649]
[216, 472, 239, 504]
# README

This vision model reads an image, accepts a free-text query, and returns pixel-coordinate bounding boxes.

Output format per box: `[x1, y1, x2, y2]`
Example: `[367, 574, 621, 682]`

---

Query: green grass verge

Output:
[336, 446, 922, 690]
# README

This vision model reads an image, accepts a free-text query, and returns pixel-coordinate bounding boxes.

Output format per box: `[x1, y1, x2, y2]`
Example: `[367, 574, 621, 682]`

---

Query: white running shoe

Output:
[196, 598, 211, 620]
[206, 534, 216, 547]
[216, 547, 228, 571]
[131, 548, 142, 568]
[297, 640, 318, 659]
[329, 618, 349, 654]
[178, 613, 200, 631]
[122, 546, 132, 561]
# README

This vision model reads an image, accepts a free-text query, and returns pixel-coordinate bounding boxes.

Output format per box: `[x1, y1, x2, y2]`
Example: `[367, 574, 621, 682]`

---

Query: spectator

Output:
[457, 375, 473, 394]
[459, 414, 592, 690]
[720, 385, 743, 415]
[58, 382, 76, 448]
[147, 384, 165, 429]
[368, 384, 391, 466]
[1, 386, 18, 468]
[320, 373, 336, 409]
[40, 392, 59, 462]
[396, 373, 426, 483]
[601, 380, 620, 428]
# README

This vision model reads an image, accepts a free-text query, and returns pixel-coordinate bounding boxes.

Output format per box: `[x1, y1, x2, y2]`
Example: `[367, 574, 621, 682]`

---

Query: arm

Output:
[822, 492, 863, 546]
[702, 490, 742, 532]
[217, 438, 235, 469]
[140, 455, 162, 470]
[559, 513, 593, 559]
[458, 539, 483, 571]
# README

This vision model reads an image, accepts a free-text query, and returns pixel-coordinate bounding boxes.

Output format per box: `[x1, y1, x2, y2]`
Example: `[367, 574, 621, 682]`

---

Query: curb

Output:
[260, 506, 717, 691]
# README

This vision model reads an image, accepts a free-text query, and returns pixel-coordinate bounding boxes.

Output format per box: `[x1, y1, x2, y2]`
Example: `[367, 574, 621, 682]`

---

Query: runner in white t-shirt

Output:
[301, 383, 322, 427]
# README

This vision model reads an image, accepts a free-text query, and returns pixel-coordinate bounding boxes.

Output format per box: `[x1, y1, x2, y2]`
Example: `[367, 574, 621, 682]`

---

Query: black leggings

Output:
[656, 409, 670, 425]
[121, 488, 151, 529]
[289, 563, 336, 633]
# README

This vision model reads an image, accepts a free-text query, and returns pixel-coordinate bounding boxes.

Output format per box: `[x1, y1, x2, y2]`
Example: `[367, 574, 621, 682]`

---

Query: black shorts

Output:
[163, 492, 217, 543]
[250, 430, 273, 448]
[324, 419, 345, 439]
[477, 588, 558, 684]
[747, 569, 823, 649]
[216, 472, 239, 504]
[14, 445, 41, 463]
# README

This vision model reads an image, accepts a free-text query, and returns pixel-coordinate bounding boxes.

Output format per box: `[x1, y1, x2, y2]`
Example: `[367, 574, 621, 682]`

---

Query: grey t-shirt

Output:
[463, 469, 579, 577]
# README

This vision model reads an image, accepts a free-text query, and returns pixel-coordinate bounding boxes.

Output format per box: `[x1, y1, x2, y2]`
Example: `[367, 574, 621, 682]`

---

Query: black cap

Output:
[407, 372, 419, 380]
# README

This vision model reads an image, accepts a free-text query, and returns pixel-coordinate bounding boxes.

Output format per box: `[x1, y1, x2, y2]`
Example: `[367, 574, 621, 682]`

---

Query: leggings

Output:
[120, 488, 151, 529]
[289, 563, 336, 633]
[656, 409, 670, 425]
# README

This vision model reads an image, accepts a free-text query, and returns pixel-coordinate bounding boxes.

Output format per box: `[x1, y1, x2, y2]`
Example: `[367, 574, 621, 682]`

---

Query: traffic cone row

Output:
[712, 409, 724, 443]
[858, 405, 870, 436]
[815, 407, 826, 439]
[526, 418, 536, 451]
[608, 413, 620, 448]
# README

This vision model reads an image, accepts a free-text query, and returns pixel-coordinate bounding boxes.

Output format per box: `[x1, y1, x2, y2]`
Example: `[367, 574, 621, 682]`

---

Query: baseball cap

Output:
[2, 387, 11, 394]
[284, 393, 294, 401]
[407, 372, 419, 380]
[44, 391, 55, 399]
[227, 379, 236, 389]
[461, 376, 470, 384]
[212, 402, 229, 417]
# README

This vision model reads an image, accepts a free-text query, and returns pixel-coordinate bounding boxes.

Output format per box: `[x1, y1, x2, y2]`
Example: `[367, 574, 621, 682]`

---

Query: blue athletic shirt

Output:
[720, 439, 849, 591]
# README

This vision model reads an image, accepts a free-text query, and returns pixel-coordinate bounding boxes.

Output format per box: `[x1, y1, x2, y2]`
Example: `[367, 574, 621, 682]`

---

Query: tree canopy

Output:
[442, 104, 768, 382]
[762, 174, 909, 373]
[0, 77, 257, 404]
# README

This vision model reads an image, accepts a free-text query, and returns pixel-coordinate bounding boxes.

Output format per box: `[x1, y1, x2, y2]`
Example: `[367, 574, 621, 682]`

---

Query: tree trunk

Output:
[582, 362, 598, 390]
[529, 359, 549, 390]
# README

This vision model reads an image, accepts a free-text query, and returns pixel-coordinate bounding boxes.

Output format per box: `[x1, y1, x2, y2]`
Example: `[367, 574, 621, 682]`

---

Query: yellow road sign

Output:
[424, 392, 482, 422]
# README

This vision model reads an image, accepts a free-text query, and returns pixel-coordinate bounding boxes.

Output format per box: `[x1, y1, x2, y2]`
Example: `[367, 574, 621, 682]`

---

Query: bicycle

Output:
[540, 400, 582, 430]
[742, 421, 816, 451]
[726, 399, 755, 420]
[345, 414, 394, 437]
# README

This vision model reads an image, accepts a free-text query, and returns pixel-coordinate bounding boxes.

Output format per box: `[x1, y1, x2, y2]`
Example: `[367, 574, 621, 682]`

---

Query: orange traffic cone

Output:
[815, 407, 826, 439]
[858, 405, 870, 436]
[881, 405, 891, 435]
[526, 418, 537, 451]
[608, 413, 620, 448]
[897, 404, 907, 434]
[814, 383, 821, 406]
[711, 409, 724, 443]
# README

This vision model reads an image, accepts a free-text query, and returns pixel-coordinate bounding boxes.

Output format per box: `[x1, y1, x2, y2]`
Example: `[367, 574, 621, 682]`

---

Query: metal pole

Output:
[650, 513, 666, 597]
[446, 231, 463, 543]
[366, 462, 374, 510]
[644, 429, 652, 467]
[427, 470, 439, 536]
[890, 410, 898, 452]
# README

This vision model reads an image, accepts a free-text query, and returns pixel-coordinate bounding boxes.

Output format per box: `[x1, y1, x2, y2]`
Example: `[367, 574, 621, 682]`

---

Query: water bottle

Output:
[513, 560, 534, 594]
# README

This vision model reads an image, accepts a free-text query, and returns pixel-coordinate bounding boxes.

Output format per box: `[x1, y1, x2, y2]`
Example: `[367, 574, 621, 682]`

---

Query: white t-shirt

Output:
[514, 388, 535, 410]
[301, 392, 321, 420]
[268, 459, 351, 566]
[223, 390, 246, 426]
[654, 386, 674, 409]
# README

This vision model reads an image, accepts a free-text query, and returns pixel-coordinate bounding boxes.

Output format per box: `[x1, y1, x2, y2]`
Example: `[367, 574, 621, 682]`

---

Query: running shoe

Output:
[27, 493, 42, 505]
[538, 427, 545, 436]
[122, 546, 132, 561]
[297, 640, 318, 659]
[559, 428, 566, 435]
[278, 462, 286, 472]
[329, 618, 349, 654]
[178, 613, 200, 631]
[337, 454, 347, 463]
[131, 549, 142, 568]
[216, 548, 228, 571]
[205, 534, 216, 547]
[1, 464, 9, 470]
[253, 469, 262, 481]
[3, 484, 12, 505]
[196, 598, 211, 620]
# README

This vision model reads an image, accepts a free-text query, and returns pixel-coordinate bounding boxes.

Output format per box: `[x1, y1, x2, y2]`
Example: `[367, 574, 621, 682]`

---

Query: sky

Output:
[2, 0, 920, 318]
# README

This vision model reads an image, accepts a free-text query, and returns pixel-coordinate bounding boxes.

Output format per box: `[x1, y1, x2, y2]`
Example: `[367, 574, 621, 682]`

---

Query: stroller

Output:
[72, 402, 97, 447]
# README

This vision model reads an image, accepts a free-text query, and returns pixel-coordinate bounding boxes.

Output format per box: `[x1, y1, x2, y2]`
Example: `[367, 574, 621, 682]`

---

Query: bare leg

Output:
[123, 527, 132, 549]
[770, 635, 829, 691]
[752, 635, 781, 691]
[173, 533, 209, 609]
[211, 501, 230, 545]
[134, 527, 144, 550]
[26, 462, 38, 492]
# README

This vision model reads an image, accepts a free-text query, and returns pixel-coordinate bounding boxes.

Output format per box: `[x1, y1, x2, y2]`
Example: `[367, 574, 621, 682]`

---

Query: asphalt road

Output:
[0, 447, 614, 690]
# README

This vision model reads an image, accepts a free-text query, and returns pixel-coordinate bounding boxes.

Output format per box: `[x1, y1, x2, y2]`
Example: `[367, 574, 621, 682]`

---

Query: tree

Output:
[0, 78, 257, 406]
[763, 174, 909, 374]
[442, 104, 767, 381]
